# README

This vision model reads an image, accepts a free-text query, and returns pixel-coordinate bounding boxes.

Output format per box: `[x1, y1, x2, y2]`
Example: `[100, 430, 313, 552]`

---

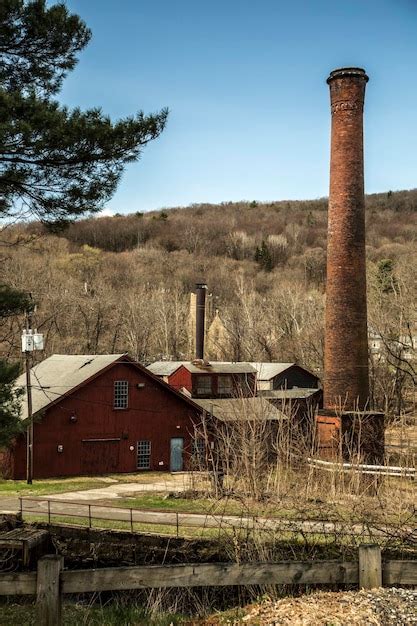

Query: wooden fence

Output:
[0, 545, 416, 625]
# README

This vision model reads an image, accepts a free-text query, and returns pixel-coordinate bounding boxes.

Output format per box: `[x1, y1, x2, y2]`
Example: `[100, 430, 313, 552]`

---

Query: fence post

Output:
[19, 497, 23, 520]
[88, 504, 91, 528]
[358, 544, 382, 589]
[130, 508, 133, 533]
[36, 555, 63, 626]
[47, 500, 51, 526]
[176, 512, 179, 537]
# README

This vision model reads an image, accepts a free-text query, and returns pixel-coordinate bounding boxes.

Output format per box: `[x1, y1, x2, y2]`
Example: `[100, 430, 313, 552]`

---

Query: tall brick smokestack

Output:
[324, 68, 370, 410]
[195, 282, 207, 360]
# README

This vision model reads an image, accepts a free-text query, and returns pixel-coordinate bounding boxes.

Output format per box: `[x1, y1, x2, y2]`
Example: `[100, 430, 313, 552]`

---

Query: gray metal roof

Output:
[249, 362, 296, 380]
[192, 397, 287, 422]
[258, 388, 321, 400]
[147, 361, 185, 376]
[248, 362, 318, 381]
[148, 361, 256, 376]
[15, 354, 126, 420]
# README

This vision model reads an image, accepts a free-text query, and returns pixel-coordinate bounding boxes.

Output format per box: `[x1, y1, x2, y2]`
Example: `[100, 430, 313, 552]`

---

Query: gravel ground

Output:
[202, 588, 417, 625]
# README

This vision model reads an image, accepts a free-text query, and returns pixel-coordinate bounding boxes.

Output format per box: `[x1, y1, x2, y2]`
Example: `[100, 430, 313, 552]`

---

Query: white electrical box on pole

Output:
[22, 329, 44, 352]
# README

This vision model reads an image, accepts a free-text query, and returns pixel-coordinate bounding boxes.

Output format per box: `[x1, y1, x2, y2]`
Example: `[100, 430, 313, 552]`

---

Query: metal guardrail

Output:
[308, 457, 416, 479]
[18, 496, 416, 544]
[19, 497, 183, 536]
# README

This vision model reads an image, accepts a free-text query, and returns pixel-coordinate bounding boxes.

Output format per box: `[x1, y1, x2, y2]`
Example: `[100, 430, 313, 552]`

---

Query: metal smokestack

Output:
[324, 67, 370, 411]
[195, 282, 207, 360]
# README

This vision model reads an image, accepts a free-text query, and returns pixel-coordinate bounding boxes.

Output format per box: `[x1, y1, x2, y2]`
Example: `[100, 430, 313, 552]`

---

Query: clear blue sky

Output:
[62, 0, 417, 214]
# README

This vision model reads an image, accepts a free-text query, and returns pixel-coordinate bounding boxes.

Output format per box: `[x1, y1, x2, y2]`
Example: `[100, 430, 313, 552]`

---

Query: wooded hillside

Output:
[1, 188, 416, 415]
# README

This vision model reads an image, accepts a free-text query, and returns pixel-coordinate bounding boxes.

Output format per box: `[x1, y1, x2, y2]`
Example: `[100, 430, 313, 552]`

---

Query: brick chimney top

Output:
[327, 67, 369, 84]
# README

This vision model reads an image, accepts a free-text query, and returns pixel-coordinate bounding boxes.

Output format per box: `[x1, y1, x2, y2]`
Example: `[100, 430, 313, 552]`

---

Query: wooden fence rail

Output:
[0, 545, 416, 626]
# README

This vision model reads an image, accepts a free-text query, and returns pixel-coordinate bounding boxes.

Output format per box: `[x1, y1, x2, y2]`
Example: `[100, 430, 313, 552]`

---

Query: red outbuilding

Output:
[0, 354, 204, 479]
[147, 361, 257, 399]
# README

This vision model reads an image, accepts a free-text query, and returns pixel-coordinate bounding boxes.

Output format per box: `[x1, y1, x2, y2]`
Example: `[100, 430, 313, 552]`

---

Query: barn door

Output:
[316, 416, 340, 459]
[81, 439, 120, 474]
[170, 438, 184, 472]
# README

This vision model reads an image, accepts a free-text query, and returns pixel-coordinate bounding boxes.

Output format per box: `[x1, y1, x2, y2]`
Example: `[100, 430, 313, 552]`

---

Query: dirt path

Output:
[0, 473, 190, 514]
[36, 474, 188, 502]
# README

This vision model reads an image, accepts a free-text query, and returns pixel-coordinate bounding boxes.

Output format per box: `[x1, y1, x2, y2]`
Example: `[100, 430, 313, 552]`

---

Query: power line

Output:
[31, 368, 55, 404]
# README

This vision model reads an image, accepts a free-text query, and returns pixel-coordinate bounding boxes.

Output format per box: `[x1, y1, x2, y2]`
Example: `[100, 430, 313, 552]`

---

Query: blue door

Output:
[170, 438, 184, 472]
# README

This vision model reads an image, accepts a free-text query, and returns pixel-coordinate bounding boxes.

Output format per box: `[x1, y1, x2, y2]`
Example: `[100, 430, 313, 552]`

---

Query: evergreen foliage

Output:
[0, 283, 32, 316]
[0, 359, 23, 448]
[0, 0, 168, 224]
[0, 285, 31, 446]
[0, 0, 91, 96]
[254, 240, 273, 272]
[377, 259, 397, 294]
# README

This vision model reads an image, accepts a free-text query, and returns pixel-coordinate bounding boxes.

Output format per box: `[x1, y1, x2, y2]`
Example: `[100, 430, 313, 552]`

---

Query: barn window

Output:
[218, 375, 233, 396]
[114, 380, 129, 409]
[137, 440, 151, 469]
[195, 375, 212, 396]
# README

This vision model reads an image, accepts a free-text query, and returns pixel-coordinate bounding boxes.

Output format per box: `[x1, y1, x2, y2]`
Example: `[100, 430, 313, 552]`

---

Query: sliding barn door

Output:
[81, 439, 120, 474]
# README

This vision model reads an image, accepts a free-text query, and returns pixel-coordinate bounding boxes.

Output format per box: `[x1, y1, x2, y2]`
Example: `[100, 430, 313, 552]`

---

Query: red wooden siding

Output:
[168, 366, 256, 398]
[168, 366, 192, 392]
[8, 362, 202, 479]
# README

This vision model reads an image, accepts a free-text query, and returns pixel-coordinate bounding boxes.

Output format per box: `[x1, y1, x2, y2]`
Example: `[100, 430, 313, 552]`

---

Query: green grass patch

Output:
[104, 493, 337, 523]
[0, 601, 185, 625]
[0, 477, 111, 498]
[111, 493, 247, 516]
[0, 472, 176, 498]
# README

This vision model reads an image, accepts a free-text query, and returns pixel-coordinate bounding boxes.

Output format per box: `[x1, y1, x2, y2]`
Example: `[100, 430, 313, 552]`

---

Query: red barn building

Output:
[1, 354, 204, 479]
[147, 361, 257, 399]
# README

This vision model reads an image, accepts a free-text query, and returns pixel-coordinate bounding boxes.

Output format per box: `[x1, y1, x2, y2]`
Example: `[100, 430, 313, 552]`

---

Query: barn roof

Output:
[192, 397, 287, 422]
[16, 354, 204, 421]
[249, 362, 295, 380]
[258, 388, 321, 400]
[147, 361, 184, 376]
[15, 354, 127, 420]
[148, 361, 256, 376]
[249, 362, 318, 381]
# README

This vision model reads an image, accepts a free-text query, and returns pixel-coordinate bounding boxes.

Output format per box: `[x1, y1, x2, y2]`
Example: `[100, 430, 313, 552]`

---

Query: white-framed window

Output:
[137, 440, 151, 469]
[218, 375, 233, 396]
[195, 375, 212, 396]
[114, 380, 129, 409]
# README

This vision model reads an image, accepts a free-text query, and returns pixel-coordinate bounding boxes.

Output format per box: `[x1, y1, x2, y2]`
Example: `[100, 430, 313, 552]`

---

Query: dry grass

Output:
[385, 414, 417, 467]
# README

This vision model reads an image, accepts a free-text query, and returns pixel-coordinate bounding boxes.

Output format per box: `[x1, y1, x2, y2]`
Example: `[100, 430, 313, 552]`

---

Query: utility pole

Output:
[25, 307, 34, 484]
[21, 297, 43, 485]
